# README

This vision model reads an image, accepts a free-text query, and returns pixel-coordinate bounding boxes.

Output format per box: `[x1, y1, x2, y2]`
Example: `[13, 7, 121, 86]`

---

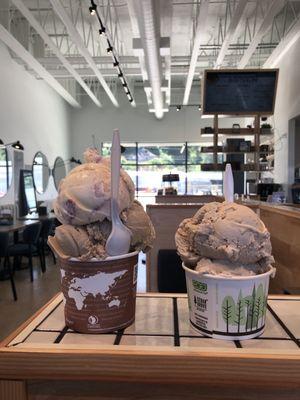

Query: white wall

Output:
[70, 87, 247, 160]
[0, 42, 71, 206]
[273, 38, 300, 191]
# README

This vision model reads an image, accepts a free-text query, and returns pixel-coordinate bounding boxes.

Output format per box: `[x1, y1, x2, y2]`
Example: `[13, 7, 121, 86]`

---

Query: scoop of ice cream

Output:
[53, 200, 155, 259]
[54, 159, 135, 225]
[54, 225, 90, 258]
[195, 258, 270, 277]
[121, 200, 156, 252]
[83, 148, 103, 164]
[176, 202, 274, 267]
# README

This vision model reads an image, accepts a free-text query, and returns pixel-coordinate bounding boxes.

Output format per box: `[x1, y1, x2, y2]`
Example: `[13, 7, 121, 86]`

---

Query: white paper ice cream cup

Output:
[183, 263, 276, 340]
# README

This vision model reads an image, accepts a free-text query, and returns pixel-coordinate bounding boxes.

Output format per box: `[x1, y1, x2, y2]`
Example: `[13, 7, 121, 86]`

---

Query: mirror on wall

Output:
[32, 152, 50, 194]
[53, 157, 66, 190]
[0, 147, 12, 198]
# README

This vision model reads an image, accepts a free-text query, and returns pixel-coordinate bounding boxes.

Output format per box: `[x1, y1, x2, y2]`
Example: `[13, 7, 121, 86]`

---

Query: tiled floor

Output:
[0, 253, 147, 341]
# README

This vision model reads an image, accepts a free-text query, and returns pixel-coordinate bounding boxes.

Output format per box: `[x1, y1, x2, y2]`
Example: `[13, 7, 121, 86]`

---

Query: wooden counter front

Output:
[146, 204, 201, 291]
[1, 293, 300, 399]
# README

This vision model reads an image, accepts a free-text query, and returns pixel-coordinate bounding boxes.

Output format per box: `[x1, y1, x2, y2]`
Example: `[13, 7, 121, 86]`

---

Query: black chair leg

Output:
[50, 247, 56, 264]
[28, 254, 33, 282]
[6, 256, 17, 301]
[39, 249, 45, 273]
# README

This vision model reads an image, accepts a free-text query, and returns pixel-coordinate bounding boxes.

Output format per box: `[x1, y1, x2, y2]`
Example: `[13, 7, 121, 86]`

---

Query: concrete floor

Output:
[0, 256, 61, 341]
[0, 254, 147, 342]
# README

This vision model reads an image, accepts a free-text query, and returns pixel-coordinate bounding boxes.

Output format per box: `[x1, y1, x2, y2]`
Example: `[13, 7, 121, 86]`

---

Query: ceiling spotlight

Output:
[113, 60, 119, 67]
[124, 87, 130, 94]
[198, 105, 202, 111]
[128, 98, 133, 103]
[107, 45, 113, 53]
[12, 141, 24, 151]
[176, 105, 181, 112]
[119, 76, 125, 85]
[89, 5, 96, 15]
[99, 27, 106, 35]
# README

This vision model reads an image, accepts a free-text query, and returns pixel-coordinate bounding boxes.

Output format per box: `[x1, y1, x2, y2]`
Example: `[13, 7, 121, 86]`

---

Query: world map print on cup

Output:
[60, 252, 139, 333]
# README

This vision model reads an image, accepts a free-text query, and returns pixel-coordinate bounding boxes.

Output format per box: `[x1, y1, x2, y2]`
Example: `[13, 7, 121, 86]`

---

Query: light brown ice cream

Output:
[54, 156, 135, 226]
[195, 258, 268, 277]
[53, 146, 156, 262]
[54, 200, 155, 260]
[175, 202, 274, 275]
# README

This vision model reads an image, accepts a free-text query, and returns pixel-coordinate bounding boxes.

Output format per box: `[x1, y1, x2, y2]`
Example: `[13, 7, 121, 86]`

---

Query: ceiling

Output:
[1, 0, 300, 118]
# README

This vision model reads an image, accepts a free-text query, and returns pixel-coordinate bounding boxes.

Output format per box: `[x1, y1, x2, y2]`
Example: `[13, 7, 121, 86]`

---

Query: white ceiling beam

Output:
[49, 0, 119, 107]
[11, 0, 101, 107]
[238, 0, 285, 68]
[183, 0, 209, 105]
[263, 17, 300, 68]
[0, 23, 80, 108]
[214, 0, 248, 69]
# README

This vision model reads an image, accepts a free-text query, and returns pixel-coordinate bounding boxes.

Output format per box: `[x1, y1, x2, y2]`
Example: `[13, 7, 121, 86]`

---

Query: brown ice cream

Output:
[52, 149, 155, 260]
[175, 202, 274, 275]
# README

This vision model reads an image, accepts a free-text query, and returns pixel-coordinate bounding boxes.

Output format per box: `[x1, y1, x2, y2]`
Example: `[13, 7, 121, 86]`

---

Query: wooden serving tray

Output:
[1, 293, 300, 399]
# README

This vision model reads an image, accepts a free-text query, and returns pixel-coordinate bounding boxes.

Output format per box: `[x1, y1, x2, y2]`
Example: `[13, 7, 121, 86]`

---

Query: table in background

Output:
[18, 212, 56, 221]
[0, 220, 39, 235]
[0, 293, 300, 400]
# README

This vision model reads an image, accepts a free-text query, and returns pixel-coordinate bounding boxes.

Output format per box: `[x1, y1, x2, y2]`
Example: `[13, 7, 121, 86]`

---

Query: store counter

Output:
[1, 292, 300, 399]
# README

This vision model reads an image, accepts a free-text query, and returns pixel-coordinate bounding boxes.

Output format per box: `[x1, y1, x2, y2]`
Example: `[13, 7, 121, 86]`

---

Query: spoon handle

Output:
[111, 129, 121, 215]
[224, 163, 234, 203]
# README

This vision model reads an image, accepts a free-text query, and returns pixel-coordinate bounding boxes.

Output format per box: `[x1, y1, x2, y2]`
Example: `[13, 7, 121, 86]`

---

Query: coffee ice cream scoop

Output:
[53, 200, 155, 260]
[176, 202, 274, 269]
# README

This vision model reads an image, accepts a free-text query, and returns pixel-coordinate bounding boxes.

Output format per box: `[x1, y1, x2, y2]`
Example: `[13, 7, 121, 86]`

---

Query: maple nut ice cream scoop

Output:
[175, 202, 274, 276]
[52, 148, 155, 260]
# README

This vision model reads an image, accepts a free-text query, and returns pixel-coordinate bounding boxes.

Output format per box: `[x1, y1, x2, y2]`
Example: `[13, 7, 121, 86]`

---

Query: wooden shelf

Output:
[200, 116, 274, 177]
[201, 147, 273, 155]
[200, 128, 273, 136]
[201, 163, 274, 172]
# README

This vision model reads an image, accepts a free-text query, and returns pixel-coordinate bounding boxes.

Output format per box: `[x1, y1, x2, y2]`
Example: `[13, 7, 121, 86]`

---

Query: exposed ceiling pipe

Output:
[182, 0, 209, 105]
[130, 0, 164, 119]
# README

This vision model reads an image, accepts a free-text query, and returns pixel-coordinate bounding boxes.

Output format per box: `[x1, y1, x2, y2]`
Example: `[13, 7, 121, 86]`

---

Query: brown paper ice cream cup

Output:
[56, 250, 139, 333]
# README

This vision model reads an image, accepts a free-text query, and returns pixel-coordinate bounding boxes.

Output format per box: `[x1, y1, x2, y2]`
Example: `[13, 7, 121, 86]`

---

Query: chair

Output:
[8, 223, 42, 282]
[38, 218, 56, 270]
[0, 233, 17, 301]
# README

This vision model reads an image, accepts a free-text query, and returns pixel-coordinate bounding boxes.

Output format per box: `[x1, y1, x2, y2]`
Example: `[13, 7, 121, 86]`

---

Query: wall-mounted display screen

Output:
[202, 69, 278, 115]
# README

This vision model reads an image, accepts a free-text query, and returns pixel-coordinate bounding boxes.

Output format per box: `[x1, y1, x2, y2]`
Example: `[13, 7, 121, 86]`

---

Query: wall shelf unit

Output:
[200, 115, 274, 176]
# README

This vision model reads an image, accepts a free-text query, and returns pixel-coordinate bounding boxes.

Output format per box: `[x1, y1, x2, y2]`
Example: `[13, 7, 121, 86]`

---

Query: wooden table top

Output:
[0, 293, 300, 387]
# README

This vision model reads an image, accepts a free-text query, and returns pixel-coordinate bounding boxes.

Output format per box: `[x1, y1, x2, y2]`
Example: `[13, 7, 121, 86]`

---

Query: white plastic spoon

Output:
[105, 129, 132, 256]
[224, 163, 234, 203]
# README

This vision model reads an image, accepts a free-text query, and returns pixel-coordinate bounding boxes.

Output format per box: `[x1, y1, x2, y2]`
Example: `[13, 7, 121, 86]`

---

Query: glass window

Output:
[137, 165, 186, 205]
[0, 148, 12, 198]
[101, 141, 224, 202]
[188, 143, 223, 164]
[187, 165, 223, 195]
[137, 143, 185, 165]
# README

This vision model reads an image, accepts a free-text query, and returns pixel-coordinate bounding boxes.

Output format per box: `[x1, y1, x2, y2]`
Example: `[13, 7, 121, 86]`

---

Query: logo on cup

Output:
[192, 280, 207, 294]
[88, 315, 99, 325]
